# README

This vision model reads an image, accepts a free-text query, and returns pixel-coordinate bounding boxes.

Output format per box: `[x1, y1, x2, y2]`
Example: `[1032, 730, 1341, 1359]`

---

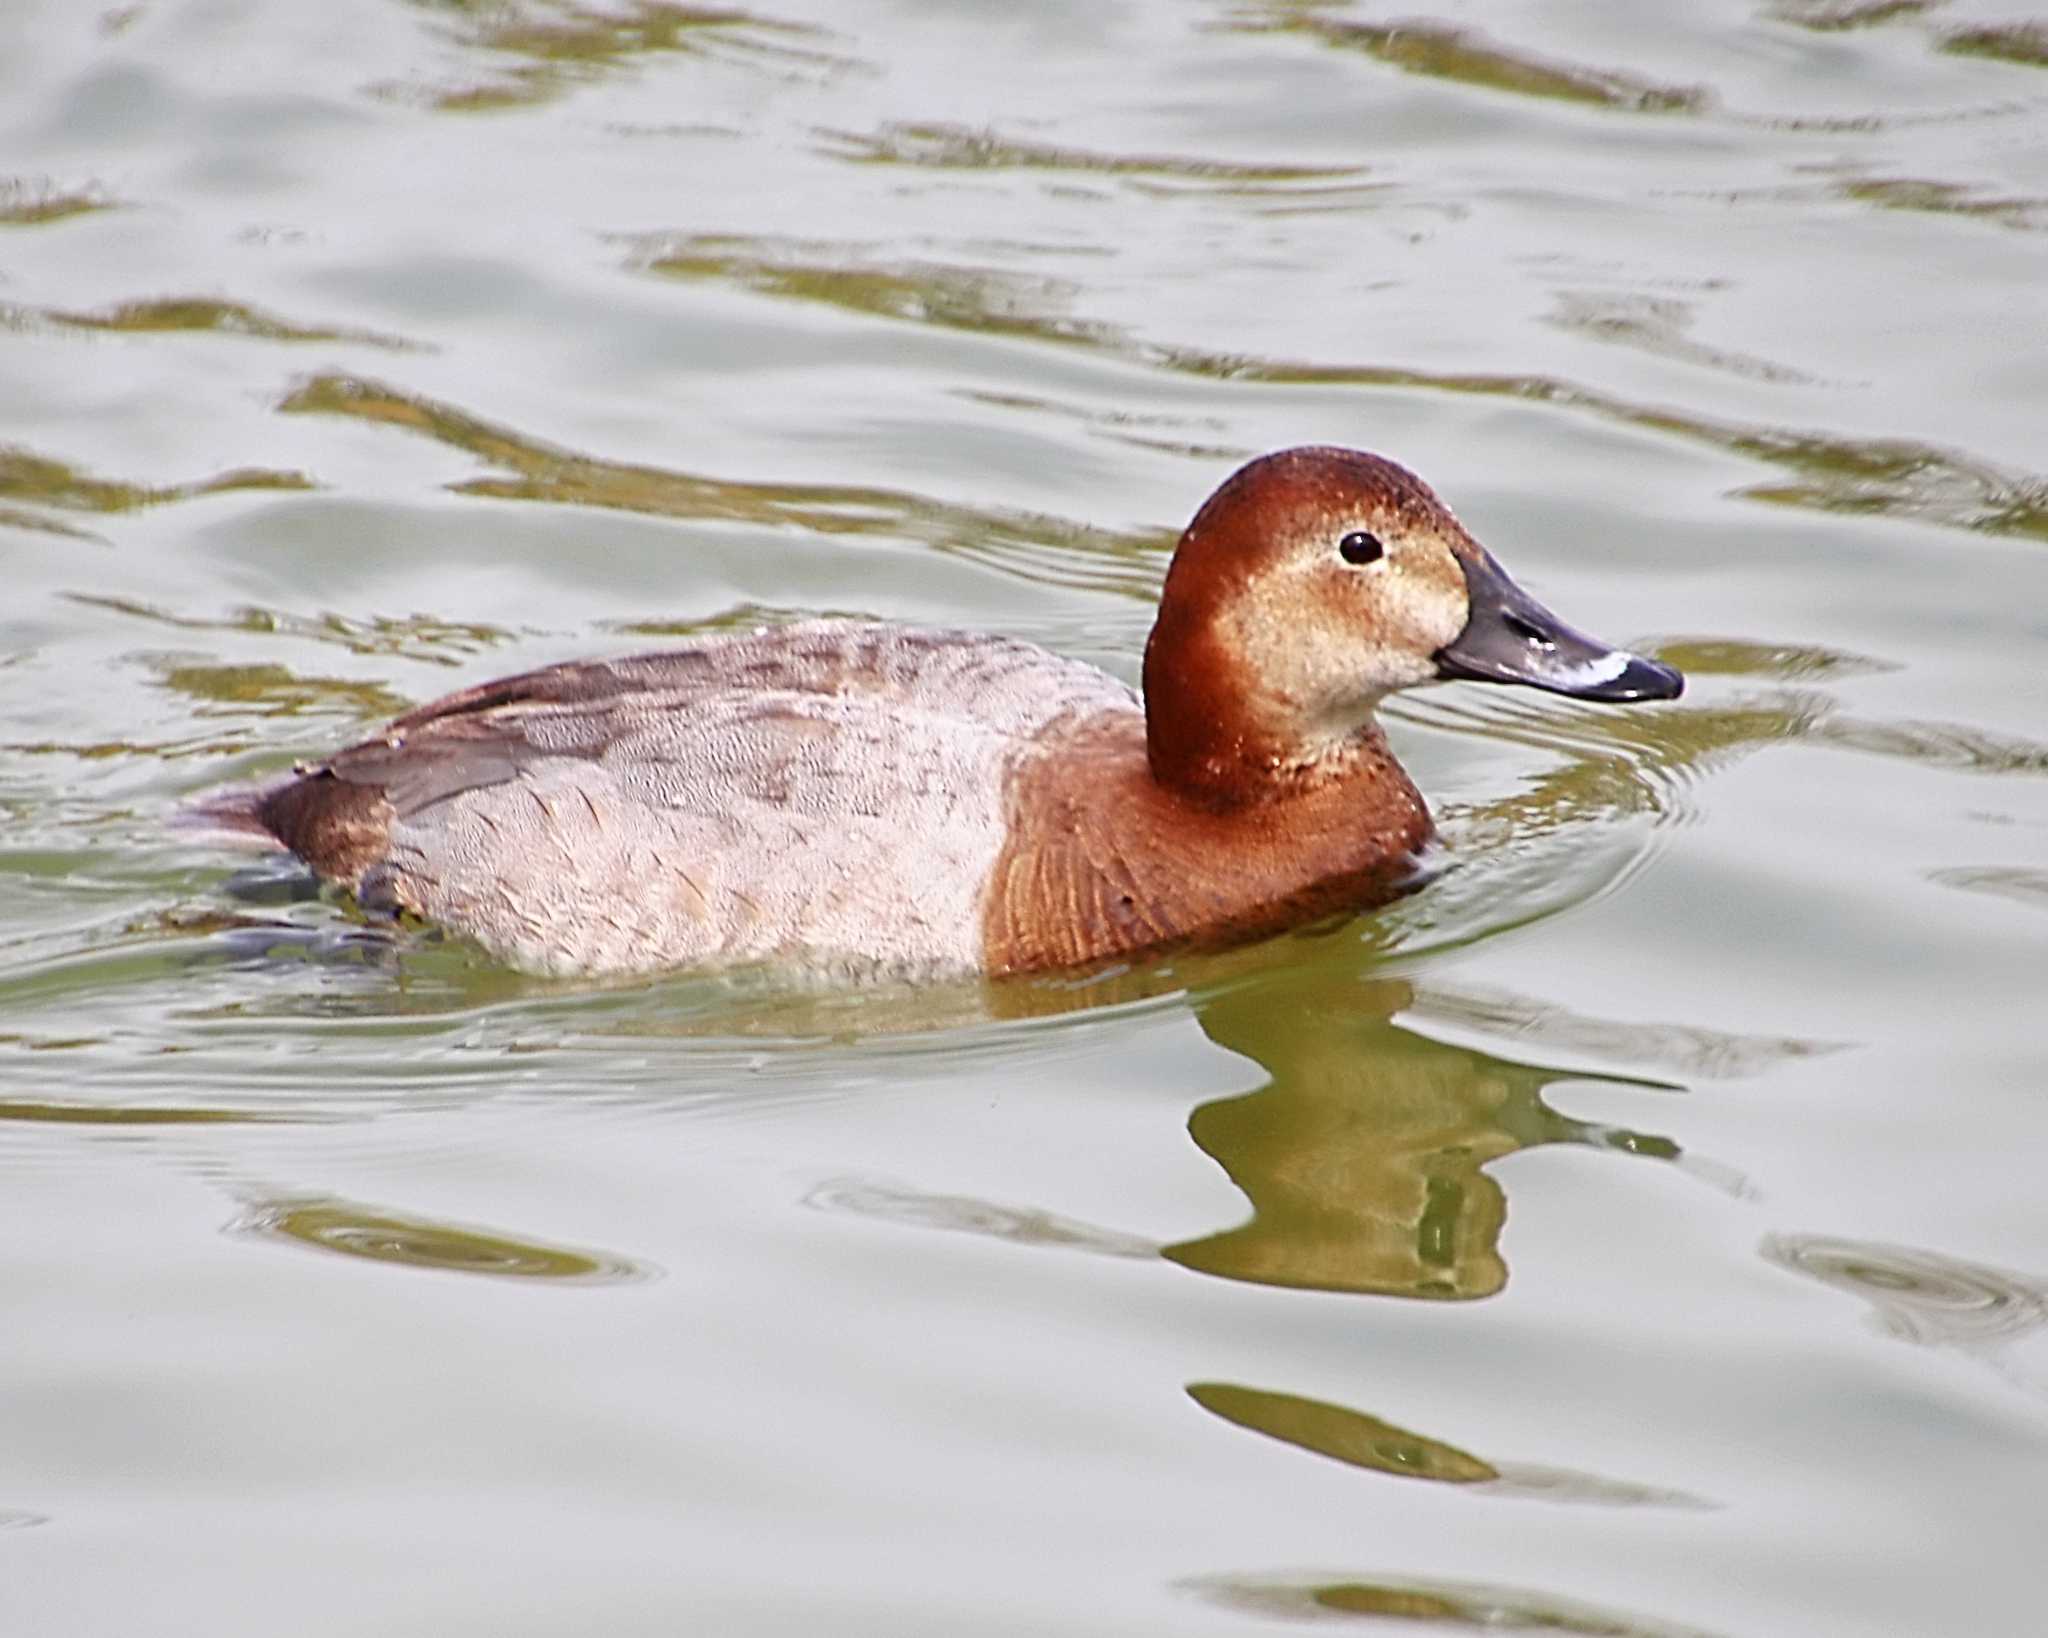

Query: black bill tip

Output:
[1598, 651, 1684, 702]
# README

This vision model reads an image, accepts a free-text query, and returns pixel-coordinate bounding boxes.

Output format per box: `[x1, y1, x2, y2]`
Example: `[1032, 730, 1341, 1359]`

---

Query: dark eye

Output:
[1338, 530, 1383, 566]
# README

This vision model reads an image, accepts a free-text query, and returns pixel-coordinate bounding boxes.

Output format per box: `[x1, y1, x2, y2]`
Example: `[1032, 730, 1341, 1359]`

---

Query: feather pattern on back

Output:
[259, 621, 1136, 976]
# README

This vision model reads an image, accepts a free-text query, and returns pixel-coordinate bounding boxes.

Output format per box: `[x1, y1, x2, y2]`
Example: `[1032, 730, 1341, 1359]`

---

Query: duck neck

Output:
[1142, 603, 1384, 810]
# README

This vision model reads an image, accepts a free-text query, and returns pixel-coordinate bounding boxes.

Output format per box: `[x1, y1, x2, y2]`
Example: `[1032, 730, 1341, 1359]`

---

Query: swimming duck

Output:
[214, 446, 1681, 978]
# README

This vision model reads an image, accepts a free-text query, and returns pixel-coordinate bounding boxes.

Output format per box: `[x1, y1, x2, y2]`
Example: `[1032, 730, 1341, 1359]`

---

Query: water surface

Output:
[3, 3, 2046, 1634]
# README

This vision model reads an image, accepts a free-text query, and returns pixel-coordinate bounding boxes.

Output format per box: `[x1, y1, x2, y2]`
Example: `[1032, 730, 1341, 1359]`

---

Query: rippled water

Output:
[4, 3, 2046, 1634]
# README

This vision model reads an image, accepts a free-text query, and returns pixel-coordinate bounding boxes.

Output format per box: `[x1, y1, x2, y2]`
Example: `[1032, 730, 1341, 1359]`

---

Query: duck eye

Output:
[1338, 530, 1384, 566]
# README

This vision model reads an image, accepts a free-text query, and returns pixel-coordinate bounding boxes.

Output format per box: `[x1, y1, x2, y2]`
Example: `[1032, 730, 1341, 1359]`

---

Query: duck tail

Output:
[174, 779, 288, 846]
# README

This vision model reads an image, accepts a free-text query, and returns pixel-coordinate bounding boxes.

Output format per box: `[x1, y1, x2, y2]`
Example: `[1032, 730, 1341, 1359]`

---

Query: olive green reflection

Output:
[1190, 1383, 1496, 1483]
[75, 590, 510, 666]
[1183, 1571, 1725, 1636]
[1312, 1581, 1666, 1633]
[1771, 1, 1943, 32]
[0, 443, 310, 521]
[821, 120, 1361, 184]
[0, 1098, 270, 1126]
[280, 372, 1163, 598]
[1942, 23, 2048, 68]
[11, 295, 413, 349]
[231, 1196, 653, 1284]
[1832, 176, 2048, 235]
[1164, 973, 1679, 1299]
[0, 180, 115, 225]
[1244, 15, 1709, 113]
[284, 353, 2048, 573]
[1187, 1379, 1715, 1509]
[385, 1, 845, 113]
[154, 660, 413, 723]
[640, 234, 1119, 350]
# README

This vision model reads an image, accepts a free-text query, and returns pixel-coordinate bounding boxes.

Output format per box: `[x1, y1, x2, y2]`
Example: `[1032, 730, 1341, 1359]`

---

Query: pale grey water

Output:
[3, 3, 2047, 1634]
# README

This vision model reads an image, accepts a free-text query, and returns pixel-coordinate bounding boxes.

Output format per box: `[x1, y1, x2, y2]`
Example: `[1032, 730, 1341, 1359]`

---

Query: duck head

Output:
[1142, 445, 1682, 806]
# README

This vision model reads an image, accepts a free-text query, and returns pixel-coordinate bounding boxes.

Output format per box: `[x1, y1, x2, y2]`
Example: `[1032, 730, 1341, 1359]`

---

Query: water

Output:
[4, 3, 2046, 1633]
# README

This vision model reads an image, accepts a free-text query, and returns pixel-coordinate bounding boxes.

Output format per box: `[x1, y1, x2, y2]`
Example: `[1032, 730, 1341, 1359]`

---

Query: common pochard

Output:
[212, 446, 1681, 977]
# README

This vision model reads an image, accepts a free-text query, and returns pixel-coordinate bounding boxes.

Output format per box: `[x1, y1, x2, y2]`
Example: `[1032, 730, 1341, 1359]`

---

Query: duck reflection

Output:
[1162, 966, 1683, 1301]
[801, 944, 1753, 1309]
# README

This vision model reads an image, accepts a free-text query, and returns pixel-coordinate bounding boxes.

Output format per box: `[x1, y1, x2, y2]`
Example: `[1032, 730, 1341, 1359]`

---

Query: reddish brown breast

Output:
[980, 712, 1433, 976]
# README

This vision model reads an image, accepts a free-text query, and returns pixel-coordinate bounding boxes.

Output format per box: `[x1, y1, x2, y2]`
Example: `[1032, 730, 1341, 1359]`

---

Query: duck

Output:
[207, 446, 1681, 979]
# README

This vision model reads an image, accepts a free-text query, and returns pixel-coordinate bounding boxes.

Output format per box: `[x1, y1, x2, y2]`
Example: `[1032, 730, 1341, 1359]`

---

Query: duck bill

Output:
[1434, 547, 1683, 703]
